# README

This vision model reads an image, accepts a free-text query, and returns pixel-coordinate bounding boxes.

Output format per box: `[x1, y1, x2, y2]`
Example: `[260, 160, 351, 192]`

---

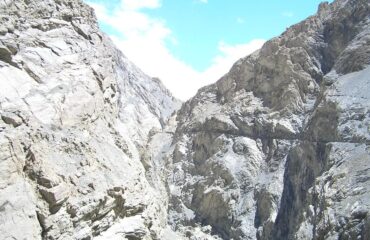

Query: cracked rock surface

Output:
[0, 0, 180, 239]
[165, 0, 370, 239]
[1, 0, 370, 239]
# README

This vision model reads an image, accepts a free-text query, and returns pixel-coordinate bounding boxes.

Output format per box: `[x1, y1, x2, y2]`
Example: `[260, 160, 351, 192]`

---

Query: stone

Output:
[1, 0, 370, 239]
[39, 183, 70, 207]
[1, 111, 23, 127]
[0, 0, 179, 239]
[166, 0, 370, 239]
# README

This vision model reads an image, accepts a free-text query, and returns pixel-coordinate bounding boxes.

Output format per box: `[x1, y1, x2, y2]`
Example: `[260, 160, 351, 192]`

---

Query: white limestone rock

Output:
[0, 0, 180, 239]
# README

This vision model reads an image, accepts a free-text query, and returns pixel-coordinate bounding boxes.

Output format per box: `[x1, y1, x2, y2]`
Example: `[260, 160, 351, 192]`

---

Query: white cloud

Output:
[236, 17, 245, 24]
[282, 11, 294, 17]
[197, 0, 208, 3]
[121, 0, 161, 10]
[87, 0, 265, 100]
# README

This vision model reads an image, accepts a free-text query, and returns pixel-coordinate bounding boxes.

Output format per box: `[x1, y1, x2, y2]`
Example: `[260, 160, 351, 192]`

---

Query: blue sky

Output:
[86, 0, 332, 100]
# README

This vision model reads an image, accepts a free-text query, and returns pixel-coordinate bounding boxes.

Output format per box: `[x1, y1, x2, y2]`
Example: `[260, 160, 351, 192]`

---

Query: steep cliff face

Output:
[0, 0, 180, 239]
[1, 0, 370, 239]
[167, 0, 370, 239]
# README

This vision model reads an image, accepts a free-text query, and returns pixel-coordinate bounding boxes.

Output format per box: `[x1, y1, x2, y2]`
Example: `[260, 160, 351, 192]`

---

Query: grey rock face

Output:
[1, 0, 370, 239]
[166, 0, 370, 239]
[0, 0, 180, 239]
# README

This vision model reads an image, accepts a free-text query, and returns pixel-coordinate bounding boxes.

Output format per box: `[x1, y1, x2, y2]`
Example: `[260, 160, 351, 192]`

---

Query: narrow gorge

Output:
[0, 0, 369, 239]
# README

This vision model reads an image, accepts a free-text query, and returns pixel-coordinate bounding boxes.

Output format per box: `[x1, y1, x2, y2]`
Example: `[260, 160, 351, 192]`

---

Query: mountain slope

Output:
[166, 0, 370, 239]
[1, 0, 370, 239]
[0, 0, 179, 239]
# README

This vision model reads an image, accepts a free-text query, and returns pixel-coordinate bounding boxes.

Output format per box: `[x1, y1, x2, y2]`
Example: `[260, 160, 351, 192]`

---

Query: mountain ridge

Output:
[165, 0, 370, 238]
[0, 0, 369, 239]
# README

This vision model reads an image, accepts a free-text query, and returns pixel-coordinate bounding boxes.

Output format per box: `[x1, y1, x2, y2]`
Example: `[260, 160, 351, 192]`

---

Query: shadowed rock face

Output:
[1, 0, 370, 240]
[273, 142, 331, 239]
[166, 0, 370, 239]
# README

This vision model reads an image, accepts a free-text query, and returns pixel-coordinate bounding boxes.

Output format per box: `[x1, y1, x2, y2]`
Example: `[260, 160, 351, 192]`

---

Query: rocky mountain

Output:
[0, 0, 369, 239]
[164, 0, 370, 239]
[0, 0, 180, 239]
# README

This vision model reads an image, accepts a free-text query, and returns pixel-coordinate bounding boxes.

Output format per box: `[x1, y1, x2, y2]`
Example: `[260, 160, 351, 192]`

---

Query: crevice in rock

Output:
[271, 142, 331, 240]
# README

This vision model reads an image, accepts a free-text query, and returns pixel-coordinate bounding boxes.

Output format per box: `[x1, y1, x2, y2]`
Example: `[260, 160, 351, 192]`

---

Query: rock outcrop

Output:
[166, 0, 370, 239]
[0, 0, 180, 239]
[1, 0, 370, 239]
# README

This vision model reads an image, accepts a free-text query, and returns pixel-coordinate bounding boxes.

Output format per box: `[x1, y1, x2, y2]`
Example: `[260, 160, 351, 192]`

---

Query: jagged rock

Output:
[1, 111, 23, 127]
[0, 0, 179, 239]
[166, 0, 370, 239]
[1, 0, 370, 239]
[39, 183, 70, 208]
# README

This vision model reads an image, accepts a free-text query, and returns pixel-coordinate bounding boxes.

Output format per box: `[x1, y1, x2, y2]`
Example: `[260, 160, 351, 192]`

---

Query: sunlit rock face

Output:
[0, 0, 180, 239]
[166, 0, 370, 239]
[1, 0, 370, 240]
